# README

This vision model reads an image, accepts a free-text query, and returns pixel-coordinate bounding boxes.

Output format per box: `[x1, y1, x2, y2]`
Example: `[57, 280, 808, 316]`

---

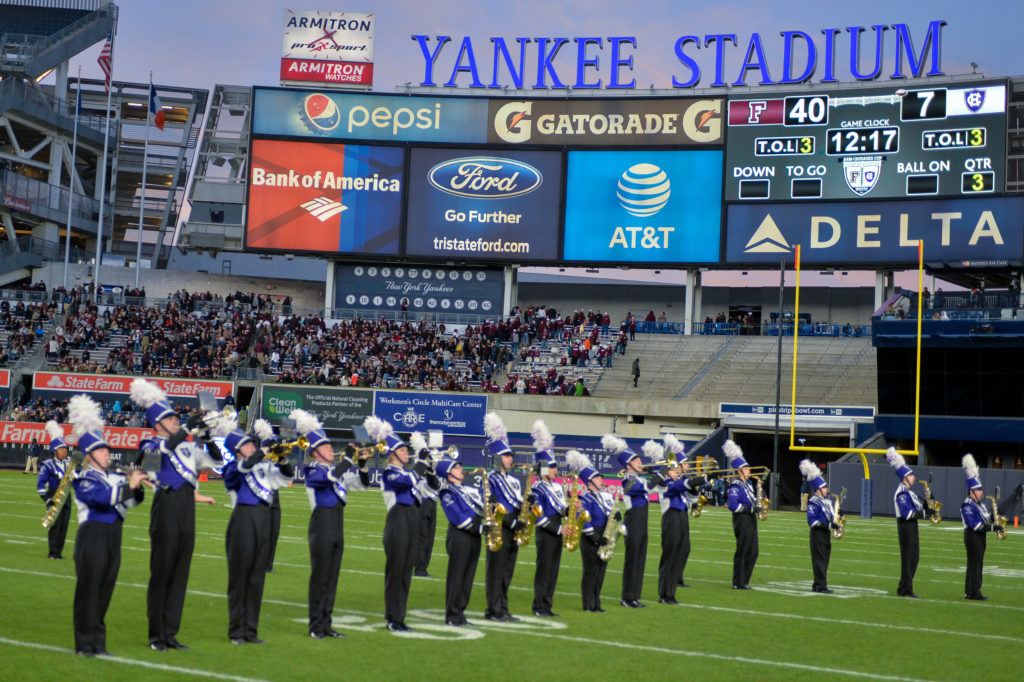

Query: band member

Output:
[130, 379, 225, 651]
[656, 436, 704, 603]
[289, 411, 369, 639]
[531, 420, 570, 617]
[69, 394, 147, 657]
[483, 412, 524, 622]
[436, 456, 483, 626]
[367, 416, 437, 632]
[800, 459, 839, 594]
[725, 439, 759, 590]
[569, 450, 613, 613]
[603, 434, 649, 607]
[411, 432, 438, 579]
[38, 421, 73, 559]
[960, 454, 992, 601]
[267, 489, 282, 574]
[223, 424, 292, 644]
[887, 448, 929, 598]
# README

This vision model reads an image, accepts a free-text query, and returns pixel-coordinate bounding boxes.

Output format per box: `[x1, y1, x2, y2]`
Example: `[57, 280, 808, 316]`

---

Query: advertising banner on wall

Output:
[404, 148, 562, 262]
[0, 421, 151, 449]
[373, 391, 487, 436]
[253, 87, 489, 143]
[725, 196, 1024, 265]
[335, 264, 504, 316]
[260, 384, 373, 430]
[562, 150, 723, 264]
[32, 372, 233, 401]
[246, 139, 404, 254]
[281, 10, 375, 87]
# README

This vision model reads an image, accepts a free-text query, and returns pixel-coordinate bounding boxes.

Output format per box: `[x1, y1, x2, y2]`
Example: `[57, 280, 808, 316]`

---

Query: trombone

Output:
[696, 464, 770, 479]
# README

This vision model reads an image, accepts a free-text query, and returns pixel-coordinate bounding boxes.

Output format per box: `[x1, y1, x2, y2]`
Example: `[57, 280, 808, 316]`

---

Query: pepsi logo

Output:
[428, 156, 542, 199]
[299, 94, 340, 133]
[617, 163, 671, 218]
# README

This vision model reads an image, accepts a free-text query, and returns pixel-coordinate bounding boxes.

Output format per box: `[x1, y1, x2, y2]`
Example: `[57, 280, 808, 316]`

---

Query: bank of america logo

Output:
[300, 196, 347, 222]
[744, 214, 791, 253]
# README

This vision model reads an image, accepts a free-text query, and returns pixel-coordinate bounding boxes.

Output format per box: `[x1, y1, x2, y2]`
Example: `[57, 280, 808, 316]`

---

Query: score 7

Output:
[900, 88, 947, 121]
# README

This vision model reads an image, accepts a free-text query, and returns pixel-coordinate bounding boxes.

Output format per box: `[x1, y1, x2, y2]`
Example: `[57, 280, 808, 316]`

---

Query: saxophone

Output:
[513, 472, 540, 547]
[986, 494, 1008, 541]
[563, 476, 590, 552]
[42, 453, 83, 529]
[830, 487, 847, 539]
[754, 475, 768, 521]
[691, 489, 707, 518]
[597, 488, 625, 562]
[919, 480, 942, 524]
[480, 469, 507, 552]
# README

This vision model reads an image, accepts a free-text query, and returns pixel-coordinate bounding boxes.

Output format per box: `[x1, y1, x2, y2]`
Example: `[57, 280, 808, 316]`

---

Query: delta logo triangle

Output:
[744, 214, 791, 253]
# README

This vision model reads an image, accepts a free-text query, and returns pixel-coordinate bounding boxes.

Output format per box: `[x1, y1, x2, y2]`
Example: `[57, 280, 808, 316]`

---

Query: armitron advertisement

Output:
[281, 10, 374, 86]
[404, 148, 562, 261]
[246, 139, 404, 254]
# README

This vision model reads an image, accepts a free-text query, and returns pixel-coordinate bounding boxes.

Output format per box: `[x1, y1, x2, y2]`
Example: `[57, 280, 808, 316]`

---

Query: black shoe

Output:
[230, 638, 245, 646]
[244, 637, 265, 644]
[95, 650, 112, 657]
[266, 568, 276, 574]
[484, 614, 503, 621]
[658, 598, 681, 605]
[445, 619, 461, 627]
[501, 613, 520, 622]
[166, 639, 189, 650]
[414, 570, 431, 577]
[620, 599, 641, 608]
[732, 585, 751, 590]
[904, 593, 920, 599]
[967, 594, 988, 601]
[327, 629, 346, 638]
[310, 631, 326, 639]
[77, 650, 95, 658]
[815, 589, 834, 595]
[593, 607, 606, 613]
[149, 641, 167, 651]
[678, 582, 691, 588]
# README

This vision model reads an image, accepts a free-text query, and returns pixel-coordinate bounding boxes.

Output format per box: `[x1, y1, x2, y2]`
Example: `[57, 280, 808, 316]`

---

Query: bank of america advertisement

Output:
[562, 150, 723, 263]
[246, 139, 404, 254]
[281, 10, 375, 86]
[404, 148, 562, 262]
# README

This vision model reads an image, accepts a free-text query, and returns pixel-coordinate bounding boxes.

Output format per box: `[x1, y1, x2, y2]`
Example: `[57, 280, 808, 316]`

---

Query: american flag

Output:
[97, 31, 113, 93]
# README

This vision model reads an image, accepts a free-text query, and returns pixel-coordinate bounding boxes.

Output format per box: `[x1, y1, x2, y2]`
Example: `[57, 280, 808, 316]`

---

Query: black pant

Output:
[896, 518, 919, 596]
[48, 501, 71, 557]
[658, 509, 690, 600]
[810, 527, 831, 591]
[533, 527, 562, 613]
[622, 505, 648, 601]
[74, 520, 122, 655]
[383, 504, 417, 625]
[414, 498, 437, 574]
[581, 528, 608, 611]
[445, 526, 481, 622]
[308, 505, 344, 635]
[268, 490, 281, 572]
[148, 484, 195, 644]
[964, 528, 986, 598]
[485, 525, 518, 617]
[226, 503, 271, 640]
[732, 512, 758, 588]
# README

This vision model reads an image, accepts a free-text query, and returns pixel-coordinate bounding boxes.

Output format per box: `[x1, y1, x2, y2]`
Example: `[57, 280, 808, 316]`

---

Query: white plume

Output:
[565, 449, 592, 474]
[799, 459, 822, 481]
[723, 439, 744, 465]
[885, 447, 905, 469]
[68, 394, 104, 438]
[290, 408, 322, 436]
[44, 420, 64, 442]
[663, 433, 685, 457]
[962, 453, 979, 479]
[531, 419, 553, 451]
[252, 418, 276, 443]
[483, 412, 508, 443]
[601, 434, 627, 454]
[362, 415, 393, 443]
[410, 431, 428, 455]
[129, 377, 166, 408]
[642, 440, 663, 462]
[210, 414, 237, 438]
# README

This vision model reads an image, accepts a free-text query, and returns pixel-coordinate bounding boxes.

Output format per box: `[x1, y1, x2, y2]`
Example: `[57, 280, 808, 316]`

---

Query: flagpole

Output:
[93, 28, 115, 303]
[136, 72, 152, 289]
[63, 65, 82, 290]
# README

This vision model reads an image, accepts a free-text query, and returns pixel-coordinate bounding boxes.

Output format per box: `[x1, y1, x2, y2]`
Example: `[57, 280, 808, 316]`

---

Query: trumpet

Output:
[266, 435, 308, 462]
[183, 406, 236, 437]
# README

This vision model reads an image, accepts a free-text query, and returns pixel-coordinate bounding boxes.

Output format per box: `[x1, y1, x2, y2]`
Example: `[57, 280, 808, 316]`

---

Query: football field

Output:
[0, 470, 1020, 681]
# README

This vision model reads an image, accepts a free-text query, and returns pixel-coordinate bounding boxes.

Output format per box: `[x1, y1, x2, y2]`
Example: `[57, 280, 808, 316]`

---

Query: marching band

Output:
[23, 392, 1005, 655]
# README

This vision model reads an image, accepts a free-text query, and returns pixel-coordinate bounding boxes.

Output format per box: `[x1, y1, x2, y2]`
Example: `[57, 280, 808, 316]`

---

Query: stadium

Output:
[0, 2, 1022, 679]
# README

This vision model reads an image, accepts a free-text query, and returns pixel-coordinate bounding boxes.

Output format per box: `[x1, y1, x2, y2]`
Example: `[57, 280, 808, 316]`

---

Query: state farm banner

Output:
[0, 421, 151, 449]
[281, 10, 374, 87]
[32, 372, 233, 405]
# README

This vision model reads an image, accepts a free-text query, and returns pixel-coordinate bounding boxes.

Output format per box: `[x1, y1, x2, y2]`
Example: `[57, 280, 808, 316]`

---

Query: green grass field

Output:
[0, 470, 1020, 681]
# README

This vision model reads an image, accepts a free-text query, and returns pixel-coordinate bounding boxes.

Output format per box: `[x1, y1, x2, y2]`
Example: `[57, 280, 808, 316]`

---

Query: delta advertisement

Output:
[246, 139, 404, 255]
[373, 391, 488, 437]
[252, 87, 489, 143]
[725, 196, 1024, 265]
[260, 385, 372, 430]
[335, 264, 504, 316]
[281, 10, 375, 87]
[404, 148, 562, 261]
[562, 150, 723, 263]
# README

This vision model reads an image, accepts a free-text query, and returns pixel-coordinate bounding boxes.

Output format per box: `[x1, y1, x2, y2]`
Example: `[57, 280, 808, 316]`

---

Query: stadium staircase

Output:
[0, 2, 116, 79]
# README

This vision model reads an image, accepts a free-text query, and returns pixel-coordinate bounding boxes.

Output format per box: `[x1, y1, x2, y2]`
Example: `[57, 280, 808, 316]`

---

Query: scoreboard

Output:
[725, 81, 1006, 202]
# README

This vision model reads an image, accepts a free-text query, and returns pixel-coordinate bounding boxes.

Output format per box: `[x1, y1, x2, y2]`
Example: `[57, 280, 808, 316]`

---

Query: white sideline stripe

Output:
[0, 636, 270, 682]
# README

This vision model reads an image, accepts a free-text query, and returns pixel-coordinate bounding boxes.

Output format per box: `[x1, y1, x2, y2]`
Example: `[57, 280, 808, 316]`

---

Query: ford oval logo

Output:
[427, 156, 542, 199]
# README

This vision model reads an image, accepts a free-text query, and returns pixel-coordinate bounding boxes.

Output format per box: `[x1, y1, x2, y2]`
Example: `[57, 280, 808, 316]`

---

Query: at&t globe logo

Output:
[298, 93, 340, 134]
[617, 163, 670, 217]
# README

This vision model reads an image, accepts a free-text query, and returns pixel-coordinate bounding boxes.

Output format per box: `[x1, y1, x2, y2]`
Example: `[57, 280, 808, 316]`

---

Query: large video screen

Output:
[403, 148, 562, 262]
[246, 139, 404, 254]
[562, 150, 723, 264]
[725, 81, 1007, 201]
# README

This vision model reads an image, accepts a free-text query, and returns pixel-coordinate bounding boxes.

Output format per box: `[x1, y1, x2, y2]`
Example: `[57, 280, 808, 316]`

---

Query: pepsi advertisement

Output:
[373, 391, 488, 437]
[562, 150, 723, 264]
[252, 87, 489, 143]
[725, 196, 1024, 265]
[403, 147, 562, 262]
